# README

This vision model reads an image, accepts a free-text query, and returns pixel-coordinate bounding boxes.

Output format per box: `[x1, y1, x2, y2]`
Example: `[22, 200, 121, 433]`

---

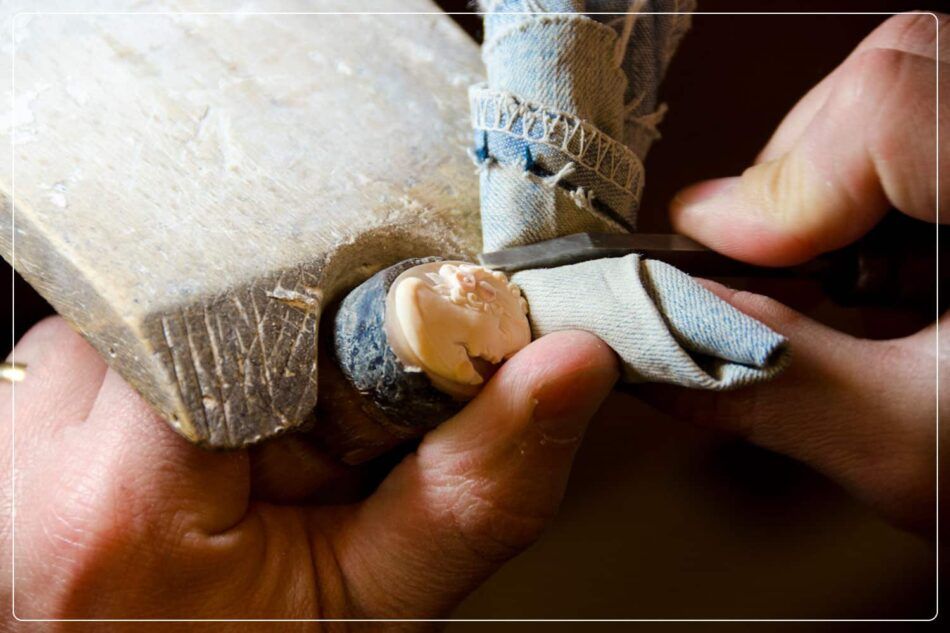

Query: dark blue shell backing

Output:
[332, 257, 465, 431]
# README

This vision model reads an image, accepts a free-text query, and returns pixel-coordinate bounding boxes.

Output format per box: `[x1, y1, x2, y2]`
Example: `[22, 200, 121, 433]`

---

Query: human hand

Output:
[0, 317, 617, 625]
[648, 13, 946, 535]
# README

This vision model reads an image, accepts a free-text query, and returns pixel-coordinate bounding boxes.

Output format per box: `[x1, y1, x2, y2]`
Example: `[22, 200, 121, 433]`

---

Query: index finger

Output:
[759, 13, 946, 163]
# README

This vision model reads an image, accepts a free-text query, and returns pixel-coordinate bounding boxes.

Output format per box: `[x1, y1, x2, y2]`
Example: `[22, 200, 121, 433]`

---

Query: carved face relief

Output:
[384, 261, 531, 399]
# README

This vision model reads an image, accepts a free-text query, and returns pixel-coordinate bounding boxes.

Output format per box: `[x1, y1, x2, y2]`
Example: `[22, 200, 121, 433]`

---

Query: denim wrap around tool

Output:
[471, 0, 789, 389]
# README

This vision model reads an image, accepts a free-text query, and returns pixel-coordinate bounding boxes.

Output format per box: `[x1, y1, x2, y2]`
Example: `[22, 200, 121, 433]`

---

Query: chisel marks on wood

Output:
[159, 313, 209, 441]
[202, 304, 233, 447]
[265, 271, 291, 374]
[213, 297, 255, 445]
[293, 323, 321, 422]
[269, 276, 314, 376]
[180, 308, 216, 441]
[148, 268, 322, 447]
[228, 294, 256, 423]
[279, 310, 308, 383]
[248, 287, 276, 408]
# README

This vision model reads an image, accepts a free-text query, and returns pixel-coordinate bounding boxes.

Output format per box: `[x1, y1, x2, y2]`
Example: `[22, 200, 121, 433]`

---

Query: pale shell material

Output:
[384, 261, 530, 399]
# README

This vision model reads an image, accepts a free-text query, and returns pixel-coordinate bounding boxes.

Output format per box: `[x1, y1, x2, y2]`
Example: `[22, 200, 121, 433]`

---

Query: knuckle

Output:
[836, 48, 907, 110]
[837, 48, 937, 215]
[870, 13, 942, 55]
[831, 48, 924, 150]
[837, 47, 934, 122]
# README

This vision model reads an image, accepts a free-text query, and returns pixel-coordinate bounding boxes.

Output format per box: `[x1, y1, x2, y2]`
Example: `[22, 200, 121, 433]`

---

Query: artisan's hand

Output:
[0, 319, 617, 624]
[654, 14, 946, 534]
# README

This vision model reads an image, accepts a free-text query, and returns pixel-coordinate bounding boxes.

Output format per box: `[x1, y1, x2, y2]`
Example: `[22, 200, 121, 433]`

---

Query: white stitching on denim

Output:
[470, 86, 645, 201]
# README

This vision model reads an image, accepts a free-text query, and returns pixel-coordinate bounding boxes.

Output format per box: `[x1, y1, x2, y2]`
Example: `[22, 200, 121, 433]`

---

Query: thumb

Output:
[671, 44, 941, 266]
[333, 330, 618, 617]
[633, 281, 936, 534]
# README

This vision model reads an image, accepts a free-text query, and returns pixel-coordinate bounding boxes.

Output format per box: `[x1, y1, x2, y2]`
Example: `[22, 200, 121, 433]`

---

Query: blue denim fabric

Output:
[473, 0, 694, 246]
[472, 0, 789, 389]
[512, 257, 789, 389]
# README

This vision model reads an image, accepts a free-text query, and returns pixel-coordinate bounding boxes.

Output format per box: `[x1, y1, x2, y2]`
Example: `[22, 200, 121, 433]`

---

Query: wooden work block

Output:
[0, 1, 483, 448]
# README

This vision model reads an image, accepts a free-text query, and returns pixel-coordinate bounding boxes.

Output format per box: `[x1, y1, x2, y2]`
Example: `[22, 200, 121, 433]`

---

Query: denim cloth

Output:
[473, 0, 695, 245]
[472, 0, 790, 389]
[512, 257, 789, 388]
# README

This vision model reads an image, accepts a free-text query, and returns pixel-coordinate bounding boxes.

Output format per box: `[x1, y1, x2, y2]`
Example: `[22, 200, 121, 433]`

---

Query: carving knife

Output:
[478, 224, 940, 310]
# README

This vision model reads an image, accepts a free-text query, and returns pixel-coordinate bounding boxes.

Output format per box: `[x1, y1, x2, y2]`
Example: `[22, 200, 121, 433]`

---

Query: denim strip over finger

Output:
[472, 0, 790, 389]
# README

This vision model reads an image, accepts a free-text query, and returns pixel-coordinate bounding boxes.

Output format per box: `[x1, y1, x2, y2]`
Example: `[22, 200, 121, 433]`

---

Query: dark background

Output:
[4, 0, 943, 623]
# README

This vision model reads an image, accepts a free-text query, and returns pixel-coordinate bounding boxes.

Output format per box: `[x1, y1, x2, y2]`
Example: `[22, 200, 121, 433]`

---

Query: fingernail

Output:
[672, 177, 738, 211]
[533, 366, 615, 442]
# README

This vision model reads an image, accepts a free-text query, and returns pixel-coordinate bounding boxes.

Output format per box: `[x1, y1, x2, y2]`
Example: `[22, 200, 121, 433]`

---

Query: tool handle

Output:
[815, 214, 940, 311]
[685, 214, 940, 311]
[479, 214, 941, 312]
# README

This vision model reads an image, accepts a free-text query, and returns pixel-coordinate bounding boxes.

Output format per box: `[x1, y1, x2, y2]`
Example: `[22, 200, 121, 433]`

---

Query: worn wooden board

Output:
[0, 0, 483, 447]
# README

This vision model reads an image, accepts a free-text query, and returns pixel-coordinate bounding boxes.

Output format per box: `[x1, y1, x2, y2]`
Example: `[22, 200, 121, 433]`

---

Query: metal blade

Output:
[478, 232, 777, 277]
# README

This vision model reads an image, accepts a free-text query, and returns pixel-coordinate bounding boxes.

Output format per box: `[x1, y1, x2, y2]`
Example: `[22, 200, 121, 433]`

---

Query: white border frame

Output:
[7, 8, 941, 624]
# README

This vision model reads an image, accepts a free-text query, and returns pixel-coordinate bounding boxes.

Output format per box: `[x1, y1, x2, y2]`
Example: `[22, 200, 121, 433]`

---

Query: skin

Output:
[656, 13, 947, 535]
[0, 324, 617, 627]
[0, 12, 944, 628]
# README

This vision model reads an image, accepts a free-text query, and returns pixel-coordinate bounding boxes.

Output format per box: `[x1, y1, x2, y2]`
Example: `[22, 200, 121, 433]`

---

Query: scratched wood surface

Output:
[0, 0, 483, 447]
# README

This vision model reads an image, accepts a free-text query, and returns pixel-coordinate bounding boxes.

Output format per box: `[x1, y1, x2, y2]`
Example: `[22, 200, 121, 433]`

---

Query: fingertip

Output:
[670, 177, 749, 253]
[671, 175, 819, 266]
[344, 332, 619, 609]
[432, 331, 618, 454]
[505, 330, 618, 386]
[671, 177, 740, 217]
[486, 330, 618, 422]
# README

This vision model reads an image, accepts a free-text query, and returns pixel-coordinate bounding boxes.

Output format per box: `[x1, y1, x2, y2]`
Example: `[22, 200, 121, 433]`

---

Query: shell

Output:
[332, 257, 463, 432]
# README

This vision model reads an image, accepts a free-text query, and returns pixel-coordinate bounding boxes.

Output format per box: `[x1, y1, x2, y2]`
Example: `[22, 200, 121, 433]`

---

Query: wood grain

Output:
[0, 0, 483, 447]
